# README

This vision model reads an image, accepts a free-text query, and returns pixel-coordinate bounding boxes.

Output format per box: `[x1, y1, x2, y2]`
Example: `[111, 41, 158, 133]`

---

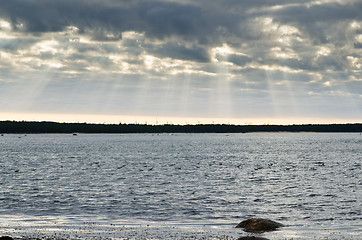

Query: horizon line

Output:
[1, 119, 361, 126]
[1, 111, 361, 126]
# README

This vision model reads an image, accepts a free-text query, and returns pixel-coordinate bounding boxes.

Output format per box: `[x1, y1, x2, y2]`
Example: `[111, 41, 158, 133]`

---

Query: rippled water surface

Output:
[0, 133, 361, 239]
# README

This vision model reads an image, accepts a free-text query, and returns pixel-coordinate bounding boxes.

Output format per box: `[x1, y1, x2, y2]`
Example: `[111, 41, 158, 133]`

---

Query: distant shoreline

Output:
[0, 120, 361, 133]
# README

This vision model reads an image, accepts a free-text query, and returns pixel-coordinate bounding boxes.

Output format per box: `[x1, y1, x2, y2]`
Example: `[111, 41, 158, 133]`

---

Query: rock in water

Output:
[0, 237, 14, 240]
[236, 218, 284, 232]
[238, 237, 270, 240]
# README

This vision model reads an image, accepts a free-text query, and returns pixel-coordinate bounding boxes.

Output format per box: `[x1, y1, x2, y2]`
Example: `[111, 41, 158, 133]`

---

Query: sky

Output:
[0, 0, 361, 125]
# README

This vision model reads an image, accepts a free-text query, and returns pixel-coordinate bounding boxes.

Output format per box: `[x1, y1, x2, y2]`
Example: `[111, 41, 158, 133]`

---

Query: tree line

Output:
[0, 121, 361, 133]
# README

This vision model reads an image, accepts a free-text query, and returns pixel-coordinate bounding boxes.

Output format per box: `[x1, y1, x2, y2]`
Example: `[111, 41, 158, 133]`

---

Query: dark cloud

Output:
[1, 0, 360, 67]
[0, 0, 250, 44]
[0, 38, 37, 52]
[139, 2, 204, 39]
[354, 42, 362, 49]
[0, 1, 361, 92]
[268, 2, 362, 44]
[315, 55, 347, 72]
[271, 2, 362, 23]
[1, 1, 361, 45]
[147, 42, 210, 62]
[225, 54, 252, 66]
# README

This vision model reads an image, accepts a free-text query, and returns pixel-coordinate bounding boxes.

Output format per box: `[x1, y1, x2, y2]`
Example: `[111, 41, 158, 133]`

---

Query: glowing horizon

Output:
[0, 112, 360, 126]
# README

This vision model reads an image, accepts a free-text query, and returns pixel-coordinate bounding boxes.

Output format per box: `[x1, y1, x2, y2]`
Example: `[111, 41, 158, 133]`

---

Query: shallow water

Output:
[0, 133, 361, 239]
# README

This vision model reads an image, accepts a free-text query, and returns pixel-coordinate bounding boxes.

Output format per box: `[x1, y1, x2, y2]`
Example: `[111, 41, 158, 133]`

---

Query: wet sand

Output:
[1, 223, 242, 240]
[1, 224, 360, 240]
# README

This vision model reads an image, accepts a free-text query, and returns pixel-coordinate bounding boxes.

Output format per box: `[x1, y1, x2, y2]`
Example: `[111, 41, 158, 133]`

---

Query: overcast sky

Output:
[0, 0, 361, 124]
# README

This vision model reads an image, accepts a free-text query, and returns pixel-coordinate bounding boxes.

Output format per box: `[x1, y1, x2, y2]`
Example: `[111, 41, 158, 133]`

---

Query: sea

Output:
[0, 133, 361, 240]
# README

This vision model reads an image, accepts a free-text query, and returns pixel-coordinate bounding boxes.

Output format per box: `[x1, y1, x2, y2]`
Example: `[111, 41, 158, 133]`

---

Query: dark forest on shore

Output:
[0, 121, 361, 133]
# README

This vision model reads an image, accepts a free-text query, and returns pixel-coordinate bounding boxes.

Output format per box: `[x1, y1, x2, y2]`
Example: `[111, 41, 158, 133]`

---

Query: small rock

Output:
[236, 218, 284, 232]
[0, 236, 14, 240]
[238, 237, 270, 240]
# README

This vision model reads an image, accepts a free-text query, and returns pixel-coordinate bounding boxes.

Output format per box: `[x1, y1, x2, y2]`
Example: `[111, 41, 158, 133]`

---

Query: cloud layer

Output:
[0, 0, 361, 122]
